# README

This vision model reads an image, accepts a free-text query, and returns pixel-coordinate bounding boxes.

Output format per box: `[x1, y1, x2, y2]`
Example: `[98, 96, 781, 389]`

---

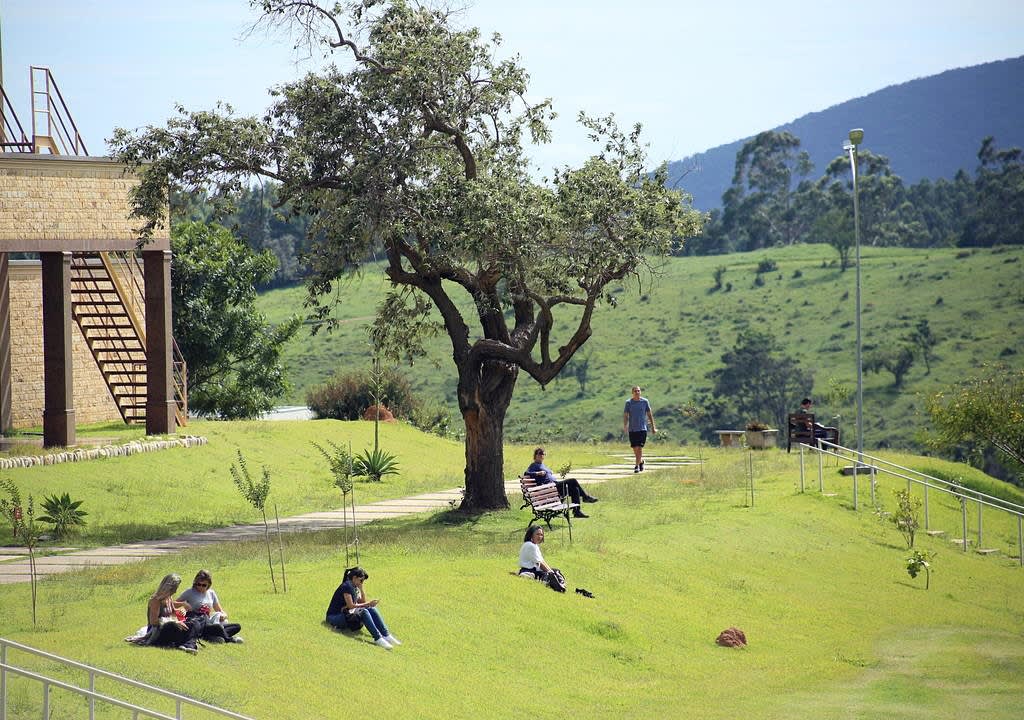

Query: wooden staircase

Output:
[69, 252, 188, 426]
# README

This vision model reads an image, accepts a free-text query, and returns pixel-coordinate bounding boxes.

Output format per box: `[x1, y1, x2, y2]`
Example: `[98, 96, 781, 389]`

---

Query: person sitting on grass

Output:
[518, 525, 552, 579]
[178, 569, 244, 644]
[524, 447, 597, 518]
[325, 566, 401, 651]
[140, 573, 200, 654]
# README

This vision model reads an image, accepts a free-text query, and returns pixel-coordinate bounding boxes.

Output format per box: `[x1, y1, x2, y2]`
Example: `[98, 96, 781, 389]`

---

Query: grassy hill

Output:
[1, 430, 1022, 719]
[259, 243, 1024, 452]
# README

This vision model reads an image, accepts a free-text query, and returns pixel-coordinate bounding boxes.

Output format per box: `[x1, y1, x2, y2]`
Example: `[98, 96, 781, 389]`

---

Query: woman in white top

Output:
[518, 525, 552, 578]
[177, 570, 243, 643]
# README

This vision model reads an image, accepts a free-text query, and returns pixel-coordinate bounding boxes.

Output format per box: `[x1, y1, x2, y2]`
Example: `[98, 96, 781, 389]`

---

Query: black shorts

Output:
[629, 431, 648, 448]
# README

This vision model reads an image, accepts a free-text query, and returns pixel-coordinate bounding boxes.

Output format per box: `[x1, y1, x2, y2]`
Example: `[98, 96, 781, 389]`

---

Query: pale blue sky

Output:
[2, 0, 1022, 173]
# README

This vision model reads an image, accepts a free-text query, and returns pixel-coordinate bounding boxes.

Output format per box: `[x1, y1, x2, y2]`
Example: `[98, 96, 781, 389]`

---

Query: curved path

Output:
[0, 456, 697, 584]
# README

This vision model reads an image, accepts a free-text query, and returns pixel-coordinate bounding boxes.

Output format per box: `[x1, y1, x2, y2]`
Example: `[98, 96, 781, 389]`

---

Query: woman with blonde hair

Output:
[144, 573, 199, 653]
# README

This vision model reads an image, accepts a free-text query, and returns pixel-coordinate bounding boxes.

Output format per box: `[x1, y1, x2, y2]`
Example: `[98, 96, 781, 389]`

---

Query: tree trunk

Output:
[459, 359, 517, 512]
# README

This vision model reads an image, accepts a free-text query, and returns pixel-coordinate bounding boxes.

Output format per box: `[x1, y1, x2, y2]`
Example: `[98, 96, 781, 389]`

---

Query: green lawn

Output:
[0, 419, 612, 546]
[258, 244, 1024, 450]
[1, 438, 1022, 719]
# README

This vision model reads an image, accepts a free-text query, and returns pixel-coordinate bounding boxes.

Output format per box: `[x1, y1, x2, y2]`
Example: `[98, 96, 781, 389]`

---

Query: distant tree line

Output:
[685, 132, 1024, 261]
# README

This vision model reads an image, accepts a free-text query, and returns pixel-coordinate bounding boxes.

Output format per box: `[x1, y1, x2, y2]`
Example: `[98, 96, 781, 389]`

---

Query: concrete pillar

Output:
[41, 251, 75, 447]
[144, 250, 176, 435]
[0, 253, 11, 433]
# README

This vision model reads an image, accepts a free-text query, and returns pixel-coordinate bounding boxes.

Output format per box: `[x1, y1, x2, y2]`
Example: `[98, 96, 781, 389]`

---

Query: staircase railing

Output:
[0, 85, 34, 152]
[1, 638, 254, 720]
[30, 66, 88, 156]
[103, 251, 189, 426]
[797, 440, 1024, 566]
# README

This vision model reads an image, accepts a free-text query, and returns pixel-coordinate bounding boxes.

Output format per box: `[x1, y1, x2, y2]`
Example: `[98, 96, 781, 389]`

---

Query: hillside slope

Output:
[259, 244, 1024, 451]
[668, 56, 1024, 210]
[2, 451, 1022, 719]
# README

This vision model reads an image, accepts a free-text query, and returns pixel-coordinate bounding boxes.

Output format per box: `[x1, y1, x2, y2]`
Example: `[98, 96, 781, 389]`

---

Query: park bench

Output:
[519, 477, 577, 540]
[787, 413, 839, 452]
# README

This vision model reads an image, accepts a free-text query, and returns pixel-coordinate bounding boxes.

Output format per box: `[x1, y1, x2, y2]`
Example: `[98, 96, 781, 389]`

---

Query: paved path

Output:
[0, 455, 697, 584]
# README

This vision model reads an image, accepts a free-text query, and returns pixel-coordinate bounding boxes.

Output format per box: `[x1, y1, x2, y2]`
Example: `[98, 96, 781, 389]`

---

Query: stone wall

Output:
[8, 261, 122, 428]
[0, 155, 169, 249]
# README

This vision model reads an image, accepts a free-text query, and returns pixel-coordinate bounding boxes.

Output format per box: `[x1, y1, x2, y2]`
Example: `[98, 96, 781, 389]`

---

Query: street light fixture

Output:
[843, 128, 864, 466]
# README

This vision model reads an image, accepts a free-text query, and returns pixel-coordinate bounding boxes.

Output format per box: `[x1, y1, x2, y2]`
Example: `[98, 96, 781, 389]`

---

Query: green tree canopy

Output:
[926, 364, 1024, 481]
[706, 329, 813, 434]
[171, 221, 301, 419]
[111, 0, 704, 510]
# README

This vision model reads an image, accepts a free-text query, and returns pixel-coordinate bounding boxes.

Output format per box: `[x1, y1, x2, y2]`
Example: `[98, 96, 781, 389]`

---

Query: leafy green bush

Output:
[307, 367, 418, 420]
[38, 492, 88, 538]
[353, 447, 401, 483]
[906, 549, 934, 589]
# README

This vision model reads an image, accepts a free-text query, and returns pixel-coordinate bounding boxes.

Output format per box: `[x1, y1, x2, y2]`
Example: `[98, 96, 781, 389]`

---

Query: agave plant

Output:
[38, 492, 88, 538]
[353, 448, 400, 483]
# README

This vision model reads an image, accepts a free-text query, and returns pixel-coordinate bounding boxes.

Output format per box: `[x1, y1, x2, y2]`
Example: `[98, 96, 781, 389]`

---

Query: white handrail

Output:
[0, 638, 255, 720]
[797, 441, 1024, 566]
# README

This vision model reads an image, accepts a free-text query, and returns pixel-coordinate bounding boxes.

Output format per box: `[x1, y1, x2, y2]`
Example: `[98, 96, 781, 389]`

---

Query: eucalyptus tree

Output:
[111, 0, 703, 511]
[719, 131, 813, 250]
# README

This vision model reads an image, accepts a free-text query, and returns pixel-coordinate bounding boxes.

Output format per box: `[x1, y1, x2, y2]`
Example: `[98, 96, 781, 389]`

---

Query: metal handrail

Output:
[798, 440, 1024, 566]
[29, 66, 88, 155]
[0, 85, 34, 152]
[1, 638, 255, 720]
[816, 439, 1024, 515]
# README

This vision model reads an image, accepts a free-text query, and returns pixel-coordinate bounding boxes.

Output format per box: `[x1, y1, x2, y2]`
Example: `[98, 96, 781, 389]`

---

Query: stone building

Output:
[1, 67, 182, 446]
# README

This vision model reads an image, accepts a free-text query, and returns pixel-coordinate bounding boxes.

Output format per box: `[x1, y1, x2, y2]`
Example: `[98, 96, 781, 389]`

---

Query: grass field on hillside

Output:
[1, 449, 1022, 719]
[0, 420, 611, 546]
[257, 244, 1024, 451]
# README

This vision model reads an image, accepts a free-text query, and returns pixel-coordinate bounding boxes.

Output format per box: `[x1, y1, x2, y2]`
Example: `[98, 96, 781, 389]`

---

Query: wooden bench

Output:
[519, 477, 577, 541]
[787, 413, 839, 452]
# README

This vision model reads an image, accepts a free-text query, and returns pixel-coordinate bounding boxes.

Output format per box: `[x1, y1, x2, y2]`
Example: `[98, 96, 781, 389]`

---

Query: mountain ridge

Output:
[668, 55, 1024, 210]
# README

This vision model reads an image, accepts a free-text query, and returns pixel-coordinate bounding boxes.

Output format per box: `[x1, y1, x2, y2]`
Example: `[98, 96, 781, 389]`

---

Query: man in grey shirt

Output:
[623, 385, 656, 473]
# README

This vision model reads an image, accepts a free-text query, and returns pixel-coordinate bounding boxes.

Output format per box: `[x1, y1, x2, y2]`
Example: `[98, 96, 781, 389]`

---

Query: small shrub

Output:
[755, 257, 777, 274]
[792, 269, 803, 279]
[745, 421, 769, 431]
[753, 275, 765, 287]
[353, 447, 401, 483]
[906, 549, 933, 589]
[230, 450, 285, 593]
[38, 493, 88, 539]
[307, 367, 417, 420]
[890, 488, 921, 548]
[935, 297, 944, 305]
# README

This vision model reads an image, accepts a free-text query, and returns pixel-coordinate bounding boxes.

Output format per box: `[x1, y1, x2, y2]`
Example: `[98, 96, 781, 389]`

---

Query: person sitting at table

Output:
[524, 447, 597, 519]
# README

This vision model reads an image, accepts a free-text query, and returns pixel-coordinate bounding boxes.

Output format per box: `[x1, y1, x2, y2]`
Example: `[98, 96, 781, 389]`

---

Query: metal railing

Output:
[30, 66, 88, 156]
[797, 440, 1024, 565]
[1, 638, 254, 720]
[0, 85, 34, 152]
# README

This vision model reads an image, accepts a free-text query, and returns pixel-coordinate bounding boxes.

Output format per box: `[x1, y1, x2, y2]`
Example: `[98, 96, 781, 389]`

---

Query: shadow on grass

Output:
[426, 508, 490, 527]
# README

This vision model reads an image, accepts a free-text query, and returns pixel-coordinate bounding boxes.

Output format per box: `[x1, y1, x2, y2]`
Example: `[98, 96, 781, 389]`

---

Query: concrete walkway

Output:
[0, 456, 697, 584]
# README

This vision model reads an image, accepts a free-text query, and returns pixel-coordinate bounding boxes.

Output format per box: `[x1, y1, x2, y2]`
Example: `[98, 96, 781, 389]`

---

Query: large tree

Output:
[718, 131, 813, 251]
[705, 330, 813, 434]
[111, 0, 703, 511]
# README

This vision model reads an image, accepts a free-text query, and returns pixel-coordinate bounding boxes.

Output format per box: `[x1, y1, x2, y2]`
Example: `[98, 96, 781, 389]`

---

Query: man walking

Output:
[623, 386, 656, 473]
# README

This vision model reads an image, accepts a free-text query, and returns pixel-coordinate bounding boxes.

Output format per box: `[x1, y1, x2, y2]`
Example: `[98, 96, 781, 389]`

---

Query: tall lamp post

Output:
[843, 128, 864, 464]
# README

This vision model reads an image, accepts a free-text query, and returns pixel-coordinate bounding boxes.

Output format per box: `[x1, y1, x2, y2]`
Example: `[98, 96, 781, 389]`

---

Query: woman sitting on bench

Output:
[525, 447, 597, 518]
